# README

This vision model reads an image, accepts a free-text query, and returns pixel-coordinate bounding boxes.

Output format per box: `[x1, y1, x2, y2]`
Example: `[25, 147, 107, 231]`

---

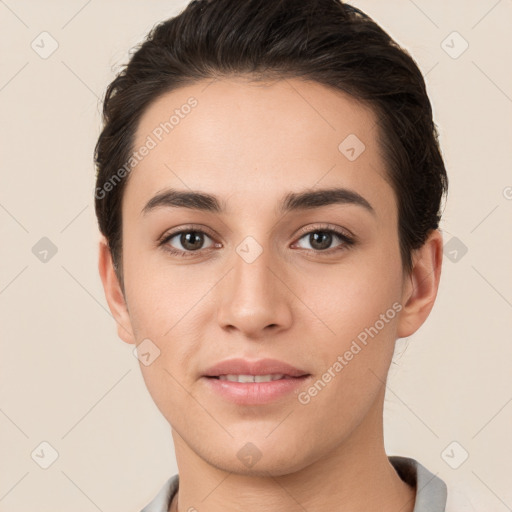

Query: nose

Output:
[216, 243, 293, 338]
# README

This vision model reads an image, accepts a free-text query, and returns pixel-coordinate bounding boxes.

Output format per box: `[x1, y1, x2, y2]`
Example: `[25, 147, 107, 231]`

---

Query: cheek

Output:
[123, 251, 214, 394]
[294, 264, 402, 431]
[122, 235, 201, 336]
[307, 253, 402, 338]
[300, 243, 404, 396]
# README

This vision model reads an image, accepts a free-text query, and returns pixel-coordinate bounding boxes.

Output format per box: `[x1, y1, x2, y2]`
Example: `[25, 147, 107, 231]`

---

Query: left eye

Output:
[294, 229, 351, 251]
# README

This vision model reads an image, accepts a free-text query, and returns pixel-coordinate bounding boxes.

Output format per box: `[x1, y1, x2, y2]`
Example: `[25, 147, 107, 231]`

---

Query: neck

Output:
[169, 386, 415, 512]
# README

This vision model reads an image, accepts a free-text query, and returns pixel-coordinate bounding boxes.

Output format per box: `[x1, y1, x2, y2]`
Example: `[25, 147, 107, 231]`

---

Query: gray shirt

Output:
[140, 455, 448, 512]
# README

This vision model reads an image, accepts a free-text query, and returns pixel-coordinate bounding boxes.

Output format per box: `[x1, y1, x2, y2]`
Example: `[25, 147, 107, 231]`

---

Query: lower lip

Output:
[203, 376, 311, 405]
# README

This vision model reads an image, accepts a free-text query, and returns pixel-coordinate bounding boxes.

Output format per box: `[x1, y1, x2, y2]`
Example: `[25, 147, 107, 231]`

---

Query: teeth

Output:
[218, 374, 285, 382]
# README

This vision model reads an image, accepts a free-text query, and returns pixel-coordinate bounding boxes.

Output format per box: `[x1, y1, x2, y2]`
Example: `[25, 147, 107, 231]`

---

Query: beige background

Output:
[1, 0, 511, 510]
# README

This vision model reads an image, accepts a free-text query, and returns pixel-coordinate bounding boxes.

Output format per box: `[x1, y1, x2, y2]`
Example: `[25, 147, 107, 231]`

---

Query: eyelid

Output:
[293, 222, 356, 241]
[157, 224, 219, 245]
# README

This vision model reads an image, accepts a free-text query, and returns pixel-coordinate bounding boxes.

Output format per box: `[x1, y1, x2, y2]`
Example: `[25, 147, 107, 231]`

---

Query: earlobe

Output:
[396, 230, 443, 339]
[97, 235, 136, 345]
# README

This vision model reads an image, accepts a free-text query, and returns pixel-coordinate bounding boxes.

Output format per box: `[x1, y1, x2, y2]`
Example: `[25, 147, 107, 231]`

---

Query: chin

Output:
[213, 454, 309, 478]
[199, 436, 315, 478]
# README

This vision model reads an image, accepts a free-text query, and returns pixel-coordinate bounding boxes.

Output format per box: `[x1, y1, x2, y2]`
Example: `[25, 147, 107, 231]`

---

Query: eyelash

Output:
[157, 224, 355, 258]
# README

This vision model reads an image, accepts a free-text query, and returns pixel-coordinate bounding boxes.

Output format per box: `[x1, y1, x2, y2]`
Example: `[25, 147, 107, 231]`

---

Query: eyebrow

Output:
[141, 187, 375, 217]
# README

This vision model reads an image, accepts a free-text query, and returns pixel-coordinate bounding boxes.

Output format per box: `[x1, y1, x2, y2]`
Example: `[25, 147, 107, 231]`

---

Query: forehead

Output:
[126, 76, 394, 219]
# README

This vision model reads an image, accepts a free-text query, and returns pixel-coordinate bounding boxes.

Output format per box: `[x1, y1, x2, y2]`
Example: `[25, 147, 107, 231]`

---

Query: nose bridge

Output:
[216, 235, 292, 335]
[234, 238, 274, 297]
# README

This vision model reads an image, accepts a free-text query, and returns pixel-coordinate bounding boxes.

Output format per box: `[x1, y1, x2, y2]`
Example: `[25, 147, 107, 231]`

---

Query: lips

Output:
[202, 357, 310, 379]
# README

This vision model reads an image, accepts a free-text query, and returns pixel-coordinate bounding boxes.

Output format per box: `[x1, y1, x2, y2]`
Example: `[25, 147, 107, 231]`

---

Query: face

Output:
[115, 76, 411, 475]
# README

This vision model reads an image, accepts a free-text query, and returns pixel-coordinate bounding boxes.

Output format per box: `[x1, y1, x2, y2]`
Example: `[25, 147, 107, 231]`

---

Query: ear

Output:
[97, 235, 136, 345]
[397, 229, 443, 338]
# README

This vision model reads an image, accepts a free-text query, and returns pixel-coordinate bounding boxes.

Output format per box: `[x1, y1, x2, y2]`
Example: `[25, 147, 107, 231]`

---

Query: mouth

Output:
[203, 373, 312, 405]
[202, 357, 310, 379]
[201, 358, 311, 404]
[206, 373, 309, 383]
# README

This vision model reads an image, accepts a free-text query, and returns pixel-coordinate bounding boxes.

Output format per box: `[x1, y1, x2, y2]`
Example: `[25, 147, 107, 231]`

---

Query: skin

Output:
[98, 76, 443, 512]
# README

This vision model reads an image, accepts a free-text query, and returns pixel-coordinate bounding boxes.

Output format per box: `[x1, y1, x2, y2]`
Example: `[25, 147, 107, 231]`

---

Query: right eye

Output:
[158, 228, 219, 257]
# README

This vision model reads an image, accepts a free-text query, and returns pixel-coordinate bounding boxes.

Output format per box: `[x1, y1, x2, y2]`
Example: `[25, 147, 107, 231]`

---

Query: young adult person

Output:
[94, 1, 455, 510]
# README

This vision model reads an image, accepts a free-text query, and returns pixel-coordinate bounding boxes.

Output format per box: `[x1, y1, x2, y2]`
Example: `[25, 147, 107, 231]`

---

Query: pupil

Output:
[181, 232, 203, 250]
[311, 231, 332, 250]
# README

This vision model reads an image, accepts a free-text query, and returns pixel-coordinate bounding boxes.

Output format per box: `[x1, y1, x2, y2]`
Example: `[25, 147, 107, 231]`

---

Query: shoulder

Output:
[389, 455, 447, 510]
[140, 474, 179, 512]
[389, 455, 486, 512]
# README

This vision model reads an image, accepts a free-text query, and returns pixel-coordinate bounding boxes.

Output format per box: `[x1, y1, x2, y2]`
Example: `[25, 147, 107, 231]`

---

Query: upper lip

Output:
[202, 358, 310, 377]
